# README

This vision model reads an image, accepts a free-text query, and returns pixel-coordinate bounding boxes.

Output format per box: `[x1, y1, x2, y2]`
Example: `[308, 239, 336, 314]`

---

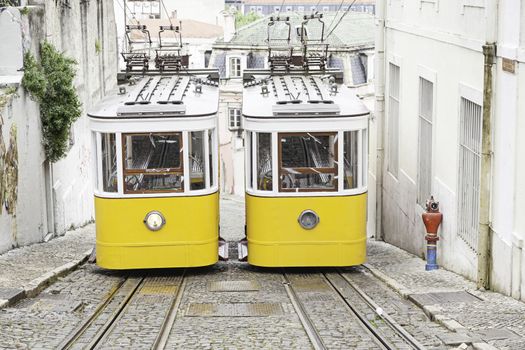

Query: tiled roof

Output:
[215, 11, 374, 48]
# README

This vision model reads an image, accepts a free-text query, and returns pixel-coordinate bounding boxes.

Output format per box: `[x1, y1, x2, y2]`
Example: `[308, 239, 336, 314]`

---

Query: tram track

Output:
[283, 269, 426, 350]
[58, 272, 186, 350]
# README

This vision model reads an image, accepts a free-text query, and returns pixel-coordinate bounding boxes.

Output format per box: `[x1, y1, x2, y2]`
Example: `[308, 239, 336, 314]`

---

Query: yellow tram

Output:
[88, 70, 223, 269]
[240, 69, 369, 267]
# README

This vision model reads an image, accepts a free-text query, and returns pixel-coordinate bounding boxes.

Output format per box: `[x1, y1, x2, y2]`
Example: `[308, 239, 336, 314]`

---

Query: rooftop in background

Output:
[129, 18, 223, 39]
[215, 11, 374, 49]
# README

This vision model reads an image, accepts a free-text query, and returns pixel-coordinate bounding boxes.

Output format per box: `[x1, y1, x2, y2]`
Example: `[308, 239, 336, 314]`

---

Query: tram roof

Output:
[88, 71, 220, 119]
[242, 69, 369, 119]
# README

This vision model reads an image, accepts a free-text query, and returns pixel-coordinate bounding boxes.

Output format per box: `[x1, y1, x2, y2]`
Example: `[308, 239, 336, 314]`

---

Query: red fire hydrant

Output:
[422, 196, 442, 271]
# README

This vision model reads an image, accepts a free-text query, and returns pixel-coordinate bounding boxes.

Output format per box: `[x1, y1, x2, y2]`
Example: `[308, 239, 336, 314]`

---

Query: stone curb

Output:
[0, 248, 92, 310]
[363, 263, 499, 348]
[363, 263, 469, 331]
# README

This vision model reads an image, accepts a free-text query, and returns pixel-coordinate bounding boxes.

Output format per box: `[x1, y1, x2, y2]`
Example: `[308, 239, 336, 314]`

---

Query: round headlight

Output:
[298, 210, 319, 230]
[144, 211, 166, 231]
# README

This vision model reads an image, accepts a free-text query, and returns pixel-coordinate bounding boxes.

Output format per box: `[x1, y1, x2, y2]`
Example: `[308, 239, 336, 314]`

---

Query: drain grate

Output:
[291, 281, 330, 292]
[186, 303, 283, 317]
[208, 280, 260, 292]
[408, 291, 481, 306]
[302, 294, 335, 302]
[139, 285, 178, 295]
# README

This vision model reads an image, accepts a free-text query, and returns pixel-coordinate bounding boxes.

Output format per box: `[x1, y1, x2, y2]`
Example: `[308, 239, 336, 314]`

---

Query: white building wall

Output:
[380, 0, 525, 300]
[381, 0, 486, 281]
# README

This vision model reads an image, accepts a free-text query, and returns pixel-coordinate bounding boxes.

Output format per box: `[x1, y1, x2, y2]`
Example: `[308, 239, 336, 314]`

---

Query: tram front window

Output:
[123, 133, 183, 193]
[279, 132, 338, 192]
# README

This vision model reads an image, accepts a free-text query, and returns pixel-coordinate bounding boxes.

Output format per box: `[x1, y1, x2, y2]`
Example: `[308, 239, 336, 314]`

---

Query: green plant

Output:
[0, 86, 18, 110]
[19, 6, 30, 15]
[95, 39, 101, 54]
[22, 41, 82, 162]
[235, 11, 260, 28]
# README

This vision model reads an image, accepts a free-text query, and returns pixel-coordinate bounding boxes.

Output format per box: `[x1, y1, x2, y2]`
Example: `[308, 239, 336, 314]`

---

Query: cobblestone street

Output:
[0, 197, 523, 349]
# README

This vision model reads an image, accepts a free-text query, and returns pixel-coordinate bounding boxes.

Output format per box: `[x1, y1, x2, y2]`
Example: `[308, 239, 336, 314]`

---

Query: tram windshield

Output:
[123, 133, 184, 193]
[279, 132, 338, 192]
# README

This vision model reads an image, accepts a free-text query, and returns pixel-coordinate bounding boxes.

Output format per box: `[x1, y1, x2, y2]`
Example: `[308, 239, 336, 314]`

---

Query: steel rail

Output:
[321, 273, 392, 350]
[152, 272, 187, 350]
[282, 273, 327, 350]
[89, 277, 145, 349]
[335, 271, 427, 350]
[57, 278, 128, 350]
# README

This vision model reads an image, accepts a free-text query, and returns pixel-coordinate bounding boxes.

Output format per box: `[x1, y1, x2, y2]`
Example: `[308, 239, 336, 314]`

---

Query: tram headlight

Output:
[298, 210, 319, 230]
[144, 211, 166, 231]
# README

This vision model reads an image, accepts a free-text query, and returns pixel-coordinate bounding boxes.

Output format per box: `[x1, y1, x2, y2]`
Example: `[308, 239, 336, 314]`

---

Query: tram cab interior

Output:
[88, 70, 221, 270]
[240, 69, 370, 267]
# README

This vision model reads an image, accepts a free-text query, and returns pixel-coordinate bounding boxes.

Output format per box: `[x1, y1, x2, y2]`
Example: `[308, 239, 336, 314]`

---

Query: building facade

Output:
[211, 11, 375, 199]
[375, 0, 525, 300]
[0, 0, 117, 253]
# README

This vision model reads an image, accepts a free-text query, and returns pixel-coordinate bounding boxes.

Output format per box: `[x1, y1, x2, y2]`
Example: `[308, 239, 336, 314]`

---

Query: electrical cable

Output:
[325, 0, 357, 40]
[325, 0, 346, 37]
[160, 0, 174, 27]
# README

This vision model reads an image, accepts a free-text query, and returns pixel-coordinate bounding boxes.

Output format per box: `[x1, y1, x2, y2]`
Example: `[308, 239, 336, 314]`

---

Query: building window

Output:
[229, 108, 242, 130]
[228, 57, 241, 78]
[274, 6, 280, 12]
[298, 6, 304, 11]
[204, 50, 212, 68]
[286, 6, 293, 12]
[257, 6, 263, 14]
[250, 6, 256, 12]
[387, 63, 400, 178]
[322, 6, 329, 12]
[310, 6, 317, 12]
[417, 78, 433, 207]
[458, 97, 482, 251]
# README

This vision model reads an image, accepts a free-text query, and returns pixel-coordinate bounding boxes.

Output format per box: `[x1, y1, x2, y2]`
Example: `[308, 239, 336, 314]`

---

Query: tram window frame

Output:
[278, 132, 339, 193]
[121, 132, 184, 194]
[343, 130, 359, 189]
[189, 130, 207, 191]
[256, 133, 272, 191]
[100, 133, 118, 193]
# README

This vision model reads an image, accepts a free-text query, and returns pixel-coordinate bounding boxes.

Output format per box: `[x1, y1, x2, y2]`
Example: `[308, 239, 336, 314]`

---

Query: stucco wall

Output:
[0, 0, 117, 253]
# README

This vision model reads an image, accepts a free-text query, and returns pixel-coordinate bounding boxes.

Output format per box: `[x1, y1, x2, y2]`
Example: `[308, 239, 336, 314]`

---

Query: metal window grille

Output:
[229, 57, 241, 78]
[458, 97, 482, 251]
[387, 63, 400, 178]
[417, 78, 433, 206]
[228, 108, 241, 130]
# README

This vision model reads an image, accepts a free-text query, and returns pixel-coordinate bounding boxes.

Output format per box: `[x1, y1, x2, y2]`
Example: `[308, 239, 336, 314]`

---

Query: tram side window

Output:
[279, 133, 338, 192]
[122, 133, 183, 193]
[189, 131, 206, 190]
[344, 131, 359, 189]
[208, 130, 214, 188]
[101, 133, 117, 193]
[247, 132, 253, 190]
[257, 133, 272, 191]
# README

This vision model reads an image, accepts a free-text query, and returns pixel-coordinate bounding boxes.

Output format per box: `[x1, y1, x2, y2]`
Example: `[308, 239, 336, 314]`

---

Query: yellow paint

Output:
[95, 192, 219, 269]
[246, 193, 367, 267]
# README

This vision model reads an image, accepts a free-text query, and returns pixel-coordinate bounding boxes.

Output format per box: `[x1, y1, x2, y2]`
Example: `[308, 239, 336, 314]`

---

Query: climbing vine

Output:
[22, 41, 82, 162]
